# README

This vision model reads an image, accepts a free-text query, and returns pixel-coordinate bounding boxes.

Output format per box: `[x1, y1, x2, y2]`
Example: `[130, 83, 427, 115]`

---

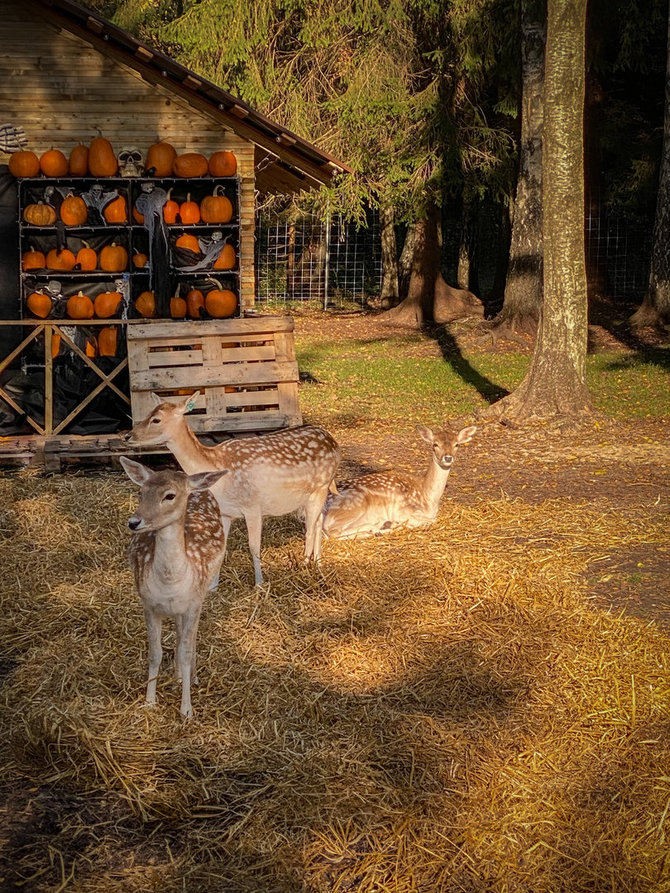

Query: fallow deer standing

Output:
[121, 456, 228, 718]
[124, 393, 341, 586]
[322, 424, 477, 539]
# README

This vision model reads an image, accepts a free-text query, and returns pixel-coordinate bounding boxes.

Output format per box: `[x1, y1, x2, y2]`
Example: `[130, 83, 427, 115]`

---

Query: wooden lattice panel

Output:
[126, 317, 302, 433]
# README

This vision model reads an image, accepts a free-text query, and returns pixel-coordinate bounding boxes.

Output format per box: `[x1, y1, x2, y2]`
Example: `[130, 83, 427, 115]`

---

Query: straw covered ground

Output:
[1, 310, 669, 892]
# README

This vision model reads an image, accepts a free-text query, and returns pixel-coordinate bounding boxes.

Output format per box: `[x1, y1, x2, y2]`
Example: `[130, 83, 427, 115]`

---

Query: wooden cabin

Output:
[0, 0, 348, 468]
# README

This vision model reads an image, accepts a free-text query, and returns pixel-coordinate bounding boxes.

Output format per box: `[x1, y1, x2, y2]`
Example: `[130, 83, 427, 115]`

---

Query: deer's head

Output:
[125, 391, 200, 447]
[416, 424, 477, 471]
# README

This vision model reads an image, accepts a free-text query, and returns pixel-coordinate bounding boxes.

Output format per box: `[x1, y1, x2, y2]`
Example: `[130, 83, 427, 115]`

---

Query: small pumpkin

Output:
[66, 291, 95, 319]
[170, 295, 188, 318]
[200, 186, 233, 224]
[103, 194, 127, 224]
[99, 242, 129, 272]
[175, 233, 201, 254]
[173, 152, 208, 178]
[68, 144, 89, 177]
[186, 288, 205, 319]
[86, 336, 98, 358]
[132, 205, 145, 224]
[145, 141, 177, 178]
[9, 151, 40, 178]
[98, 326, 118, 357]
[22, 247, 46, 271]
[40, 148, 68, 178]
[205, 286, 237, 319]
[60, 194, 88, 226]
[23, 202, 57, 226]
[26, 290, 52, 318]
[51, 331, 61, 357]
[213, 243, 237, 270]
[135, 290, 156, 318]
[179, 193, 200, 225]
[94, 290, 122, 318]
[88, 137, 118, 177]
[163, 188, 179, 225]
[208, 150, 237, 177]
[75, 241, 97, 271]
[46, 247, 76, 271]
[133, 250, 148, 268]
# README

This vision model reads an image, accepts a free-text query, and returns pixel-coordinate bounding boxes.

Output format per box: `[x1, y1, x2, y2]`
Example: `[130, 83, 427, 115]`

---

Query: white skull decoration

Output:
[118, 147, 144, 178]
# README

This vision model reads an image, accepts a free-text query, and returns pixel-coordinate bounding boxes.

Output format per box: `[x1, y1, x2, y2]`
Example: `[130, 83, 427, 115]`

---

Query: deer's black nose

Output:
[128, 517, 142, 531]
[123, 432, 133, 442]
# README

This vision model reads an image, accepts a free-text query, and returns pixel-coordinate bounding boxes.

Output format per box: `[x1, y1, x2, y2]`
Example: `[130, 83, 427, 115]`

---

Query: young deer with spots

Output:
[121, 457, 228, 718]
[125, 393, 341, 586]
[322, 424, 477, 539]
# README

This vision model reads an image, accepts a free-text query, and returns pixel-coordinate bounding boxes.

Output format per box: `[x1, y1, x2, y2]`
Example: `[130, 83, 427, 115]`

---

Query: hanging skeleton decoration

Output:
[0, 124, 27, 154]
[118, 147, 144, 178]
[113, 277, 132, 320]
[175, 230, 230, 272]
[81, 183, 121, 225]
[134, 183, 171, 316]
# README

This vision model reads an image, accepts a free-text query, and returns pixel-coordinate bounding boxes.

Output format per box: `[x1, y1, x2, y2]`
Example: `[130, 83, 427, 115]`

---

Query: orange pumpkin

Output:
[170, 295, 187, 318]
[103, 195, 127, 224]
[208, 150, 237, 177]
[88, 137, 118, 177]
[22, 247, 46, 271]
[133, 205, 145, 224]
[135, 290, 156, 318]
[86, 336, 98, 358]
[98, 326, 118, 357]
[186, 288, 205, 319]
[200, 187, 233, 224]
[9, 151, 40, 178]
[51, 331, 62, 357]
[133, 250, 148, 268]
[145, 141, 177, 178]
[40, 148, 68, 178]
[67, 291, 95, 319]
[75, 242, 97, 271]
[214, 243, 237, 270]
[46, 247, 76, 271]
[179, 193, 200, 224]
[60, 195, 88, 226]
[175, 233, 201, 254]
[163, 188, 179, 224]
[173, 152, 208, 178]
[99, 242, 129, 272]
[94, 290, 122, 318]
[205, 287, 237, 318]
[26, 291, 52, 318]
[68, 144, 89, 177]
[23, 202, 57, 226]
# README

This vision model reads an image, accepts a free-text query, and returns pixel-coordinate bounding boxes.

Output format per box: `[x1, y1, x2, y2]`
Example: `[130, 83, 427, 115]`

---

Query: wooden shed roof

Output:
[26, 0, 352, 195]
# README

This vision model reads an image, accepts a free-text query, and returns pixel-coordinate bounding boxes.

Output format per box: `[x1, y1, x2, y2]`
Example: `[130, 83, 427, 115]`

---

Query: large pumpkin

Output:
[208, 150, 237, 177]
[99, 242, 129, 272]
[163, 188, 179, 225]
[103, 194, 128, 224]
[9, 151, 40, 178]
[135, 290, 156, 318]
[60, 195, 88, 226]
[26, 291, 52, 318]
[23, 202, 57, 226]
[175, 233, 201, 254]
[94, 290, 122, 318]
[173, 152, 208, 178]
[68, 144, 89, 176]
[205, 287, 237, 318]
[200, 186, 233, 224]
[40, 148, 68, 178]
[88, 137, 118, 177]
[145, 141, 177, 178]
[22, 247, 46, 271]
[179, 193, 200, 224]
[76, 241, 97, 271]
[214, 243, 237, 270]
[186, 288, 205, 319]
[67, 291, 95, 319]
[46, 247, 76, 271]
[98, 326, 118, 357]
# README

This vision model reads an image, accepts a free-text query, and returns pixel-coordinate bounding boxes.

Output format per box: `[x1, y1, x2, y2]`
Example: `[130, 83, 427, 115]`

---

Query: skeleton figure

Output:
[81, 183, 121, 225]
[0, 124, 27, 154]
[118, 147, 144, 178]
[177, 231, 230, 271]
[113, 277, 132, 320]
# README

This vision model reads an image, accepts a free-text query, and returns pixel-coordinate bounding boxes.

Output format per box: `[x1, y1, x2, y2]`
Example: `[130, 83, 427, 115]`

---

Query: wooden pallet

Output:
[127, 316, 302, 432]
[0, 432, 170, 472]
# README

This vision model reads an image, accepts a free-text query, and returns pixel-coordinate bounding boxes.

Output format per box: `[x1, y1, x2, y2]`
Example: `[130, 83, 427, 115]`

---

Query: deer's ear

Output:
[416, 425, 434, 444]
[150, 392, 163, 406]
[182, 391, 201, 414]
[187, 469, 229, 491]
[120, 456, 153, 486]
[457, 425, 477, 445]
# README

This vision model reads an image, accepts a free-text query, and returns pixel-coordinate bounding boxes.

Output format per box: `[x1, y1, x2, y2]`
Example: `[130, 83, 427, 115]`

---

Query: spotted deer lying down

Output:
[125, 393, 341, 586]
[121, 457, 228, 718]
[322, 424, 477, 539]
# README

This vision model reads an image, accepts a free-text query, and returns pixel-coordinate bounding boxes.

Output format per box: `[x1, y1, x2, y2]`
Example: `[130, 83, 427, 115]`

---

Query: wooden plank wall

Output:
[0, 3, 256, 310]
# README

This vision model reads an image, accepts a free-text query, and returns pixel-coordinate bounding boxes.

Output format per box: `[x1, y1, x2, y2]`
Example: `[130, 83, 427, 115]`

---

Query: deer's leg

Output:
[209, 516, 231, 591]
[322, 490, 381, 539]
[304, 487, 329, 561]
[244, 510, 264, 587]
[143, 608, 163, 707]
[176, 603, 202, 719]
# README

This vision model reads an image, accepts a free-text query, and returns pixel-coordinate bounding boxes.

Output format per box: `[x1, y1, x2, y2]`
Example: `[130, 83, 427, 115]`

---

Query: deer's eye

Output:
[151, 417, 161, 424]
[163, 492, 176, 502]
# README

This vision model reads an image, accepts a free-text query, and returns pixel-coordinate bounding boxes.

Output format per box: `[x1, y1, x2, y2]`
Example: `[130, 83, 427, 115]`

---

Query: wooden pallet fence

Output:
[126, 316, 302, 433]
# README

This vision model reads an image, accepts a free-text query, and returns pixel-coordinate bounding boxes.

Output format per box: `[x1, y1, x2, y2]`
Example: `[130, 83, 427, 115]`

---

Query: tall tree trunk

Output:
[488, 0, 591, 421]
[398, 222, 417, 298]
[497, 0, 546, 331]
[630, 3, 670, 328]
[379, 203, 399, 308]
[385, 209, 440, 326]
